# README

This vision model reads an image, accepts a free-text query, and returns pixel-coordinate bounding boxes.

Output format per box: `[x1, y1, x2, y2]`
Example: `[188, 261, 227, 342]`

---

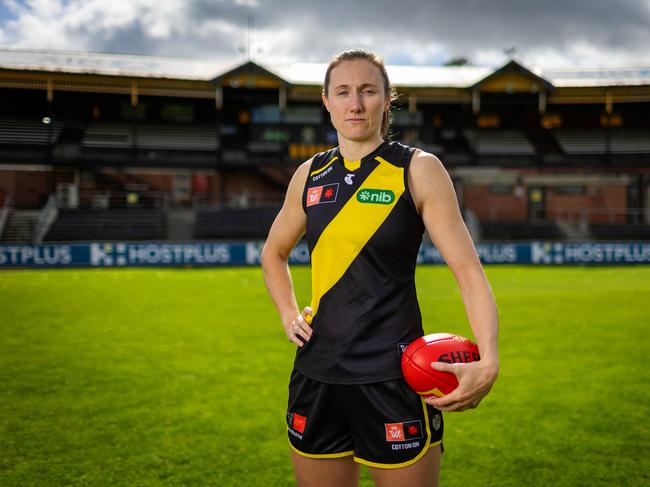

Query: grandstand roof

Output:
[1, 47, 649, 88]
[0, 47, 234, 80]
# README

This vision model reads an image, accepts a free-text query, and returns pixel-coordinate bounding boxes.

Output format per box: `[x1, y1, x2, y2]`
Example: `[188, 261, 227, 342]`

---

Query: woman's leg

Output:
[291, 450, 360, 487]
[367, 444, 441, 487]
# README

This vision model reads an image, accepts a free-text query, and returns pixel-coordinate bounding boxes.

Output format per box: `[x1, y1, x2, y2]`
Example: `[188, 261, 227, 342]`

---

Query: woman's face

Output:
[322, 59, 389, 144]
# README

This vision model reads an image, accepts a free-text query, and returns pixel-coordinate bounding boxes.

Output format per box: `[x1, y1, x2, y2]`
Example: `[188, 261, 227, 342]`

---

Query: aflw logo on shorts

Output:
[385, 420, 423, 442]
[287, 412, 307, 438]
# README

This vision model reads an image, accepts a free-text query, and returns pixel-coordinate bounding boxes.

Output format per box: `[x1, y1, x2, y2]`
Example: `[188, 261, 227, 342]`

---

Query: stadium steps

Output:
[557, 220, 592, 241]
[0, 210, 40, 243]
[166, 209, 195, 241]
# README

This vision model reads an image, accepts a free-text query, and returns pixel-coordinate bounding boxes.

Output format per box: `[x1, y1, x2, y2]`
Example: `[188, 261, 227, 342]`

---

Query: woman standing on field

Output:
[262, 48, 499, 487]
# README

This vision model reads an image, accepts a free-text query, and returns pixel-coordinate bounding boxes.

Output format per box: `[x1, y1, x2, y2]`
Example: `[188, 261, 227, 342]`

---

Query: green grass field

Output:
[1, 265, 649, 486]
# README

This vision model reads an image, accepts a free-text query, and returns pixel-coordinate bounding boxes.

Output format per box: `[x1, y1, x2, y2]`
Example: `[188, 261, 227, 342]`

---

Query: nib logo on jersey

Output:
[356, 188, 395, 205]
[287, 412, 308, 440]
[306, 183, 339, 207]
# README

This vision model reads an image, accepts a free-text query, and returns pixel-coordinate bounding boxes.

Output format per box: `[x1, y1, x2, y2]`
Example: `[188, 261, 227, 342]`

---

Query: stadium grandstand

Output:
[0, 46, 649, 244]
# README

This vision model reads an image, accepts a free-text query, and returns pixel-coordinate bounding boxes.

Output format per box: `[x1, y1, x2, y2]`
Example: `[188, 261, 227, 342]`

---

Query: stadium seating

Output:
[44, 208, 167, 241]
[0, 118, 64, 145]
[194, 207, 280, 239]
[609, 129, 650, 154]
[464, 129, 536, 155]
[552, 128, 650, 156]
[82, 123, 132, 148]
[553, 129, 607, 154]
[82, 123, 219, 151]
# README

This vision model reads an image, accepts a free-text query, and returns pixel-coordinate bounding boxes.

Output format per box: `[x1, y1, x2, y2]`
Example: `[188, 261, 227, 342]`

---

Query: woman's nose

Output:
[348, 93, 362, 111]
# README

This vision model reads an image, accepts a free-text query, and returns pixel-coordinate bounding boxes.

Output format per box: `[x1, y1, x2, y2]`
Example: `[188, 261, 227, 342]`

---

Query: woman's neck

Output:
[338, 135, 384, 162]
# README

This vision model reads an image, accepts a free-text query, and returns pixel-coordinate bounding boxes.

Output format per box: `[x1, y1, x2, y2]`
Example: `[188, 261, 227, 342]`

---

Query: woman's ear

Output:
[322, 94, 330, 112]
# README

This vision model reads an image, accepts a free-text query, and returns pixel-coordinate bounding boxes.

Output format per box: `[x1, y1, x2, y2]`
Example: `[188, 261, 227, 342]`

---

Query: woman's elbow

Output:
[261, 241, 288, 271]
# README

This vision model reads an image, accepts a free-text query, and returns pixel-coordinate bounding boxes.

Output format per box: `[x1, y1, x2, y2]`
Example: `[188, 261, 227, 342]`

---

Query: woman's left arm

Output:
[409, 150, 499, 412]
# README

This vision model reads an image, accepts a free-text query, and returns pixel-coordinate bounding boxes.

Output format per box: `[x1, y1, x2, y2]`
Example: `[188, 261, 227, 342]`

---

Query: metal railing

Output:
[34, 194, 58, 244]
[553, 207, 646, 225]
[192, 192, 283, 210]
[75, 190, 170, 210]
[0, 193, 13, 239]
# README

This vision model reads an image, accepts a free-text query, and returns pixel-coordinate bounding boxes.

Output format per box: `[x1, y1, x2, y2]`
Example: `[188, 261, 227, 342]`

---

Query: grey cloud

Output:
[1, 0, 649, 66]
[182, 0, 650, 65]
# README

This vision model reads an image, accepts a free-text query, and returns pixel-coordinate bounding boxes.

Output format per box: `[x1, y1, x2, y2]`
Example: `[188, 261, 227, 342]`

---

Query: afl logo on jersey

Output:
[306, 183, 339, 207]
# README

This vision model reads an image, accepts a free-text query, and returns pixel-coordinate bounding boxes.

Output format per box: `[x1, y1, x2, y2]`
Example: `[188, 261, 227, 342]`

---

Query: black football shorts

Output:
[286, 368, 443, 469]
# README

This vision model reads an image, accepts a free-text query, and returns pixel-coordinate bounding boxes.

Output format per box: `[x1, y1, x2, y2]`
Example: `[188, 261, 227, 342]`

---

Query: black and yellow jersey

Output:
[295, 140, 425, 384]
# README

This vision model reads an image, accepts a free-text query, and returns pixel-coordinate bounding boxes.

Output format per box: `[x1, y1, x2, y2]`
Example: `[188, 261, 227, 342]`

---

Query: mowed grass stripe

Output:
[1, 266, 649, 486]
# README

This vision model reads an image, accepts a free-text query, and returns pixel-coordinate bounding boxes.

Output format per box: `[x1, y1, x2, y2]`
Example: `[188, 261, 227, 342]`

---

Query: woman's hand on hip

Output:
[284, 306, 313, 347]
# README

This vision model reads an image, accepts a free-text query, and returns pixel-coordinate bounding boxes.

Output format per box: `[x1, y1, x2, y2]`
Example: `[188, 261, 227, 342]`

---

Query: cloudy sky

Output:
[1, 0, 650, 68]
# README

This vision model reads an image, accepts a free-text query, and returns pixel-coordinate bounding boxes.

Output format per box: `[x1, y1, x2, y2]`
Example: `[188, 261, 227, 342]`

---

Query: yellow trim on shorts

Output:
[310, 156, 337, 176]
[353, 397, 438, 470]
[288, 437, 354, 459]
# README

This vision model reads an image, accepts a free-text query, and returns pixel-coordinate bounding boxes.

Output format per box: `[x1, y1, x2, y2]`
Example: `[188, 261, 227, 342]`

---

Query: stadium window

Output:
[220, 125, 237, 136]
[301, 126, 316, 144]
[289, 143, 297, 159]
[262, 129, 289, 142]
[402, 129, 419, 144]
[238, 110, 251, 124]
[161, 103, 194, 123]
[541, 113, 562, 129]
[599, 113, 623, 127]
[490, 184, 513, 195]
[392, 110, 423, 126]
[120, 102, 147, 121]
[285, 106, 322, 124]
[440, 129, 457, 140]
[252, 105, 281, 123]
[477, 114, 500, 128]
[554, 186, 586, 196]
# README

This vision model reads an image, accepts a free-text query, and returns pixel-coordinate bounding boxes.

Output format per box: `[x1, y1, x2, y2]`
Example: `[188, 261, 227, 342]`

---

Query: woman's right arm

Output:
[261, 160, 313, 347]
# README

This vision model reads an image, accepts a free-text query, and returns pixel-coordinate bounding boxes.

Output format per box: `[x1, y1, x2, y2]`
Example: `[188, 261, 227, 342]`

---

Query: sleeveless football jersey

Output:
[295, 140, 425, 384]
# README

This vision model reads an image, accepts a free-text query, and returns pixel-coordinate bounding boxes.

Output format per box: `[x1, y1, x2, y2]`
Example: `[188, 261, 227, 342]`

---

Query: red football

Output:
[401, 333, 480, 397]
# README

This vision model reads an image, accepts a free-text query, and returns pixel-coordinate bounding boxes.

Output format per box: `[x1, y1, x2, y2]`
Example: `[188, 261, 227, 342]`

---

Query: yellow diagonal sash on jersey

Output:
[309, 156, 405, 317]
